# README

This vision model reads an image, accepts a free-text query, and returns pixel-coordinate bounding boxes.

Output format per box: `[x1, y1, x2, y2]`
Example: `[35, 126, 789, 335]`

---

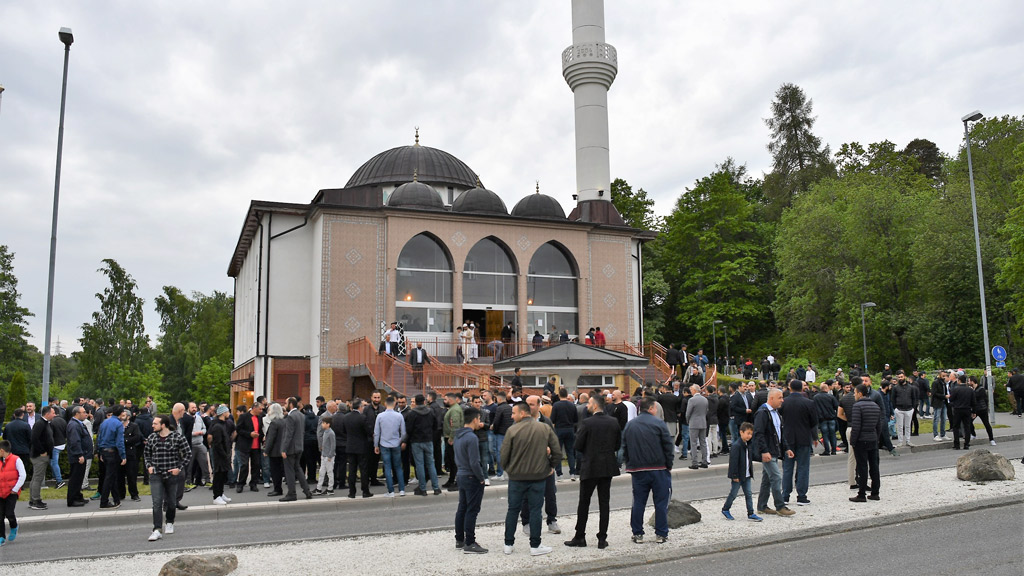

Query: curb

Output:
[907, 433, 1023, 453]
[505, 492, 1024, 576]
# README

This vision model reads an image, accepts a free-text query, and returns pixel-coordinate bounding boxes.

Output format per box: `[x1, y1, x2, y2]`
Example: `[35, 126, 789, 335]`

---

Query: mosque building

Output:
[226, 0, 653, 404]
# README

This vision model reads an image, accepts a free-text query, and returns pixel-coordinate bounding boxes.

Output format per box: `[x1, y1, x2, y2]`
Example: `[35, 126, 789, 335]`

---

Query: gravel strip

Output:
[3, 460, 1021, 575]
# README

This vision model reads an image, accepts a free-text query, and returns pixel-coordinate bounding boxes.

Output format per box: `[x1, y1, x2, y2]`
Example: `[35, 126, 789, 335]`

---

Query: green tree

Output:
[610, 178, 658, 230]
[78, 259, 151, 396]
[190, 357, 232, 405]
[996, 142, 1024, 345]
[902, 138, 944, 184]
[763, 83, 835, 220]
[154, 287, 234, 403]
[0, 245, 33, 383]
[659, 159, 771, 350]
[106, 360, 164, 405]
[7, 371, 27, 412]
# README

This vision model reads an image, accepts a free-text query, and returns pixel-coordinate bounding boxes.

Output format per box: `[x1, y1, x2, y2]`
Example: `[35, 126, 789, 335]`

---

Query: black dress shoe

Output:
[699, 464, 709, 469]
[279, 494, 298, 502]
[236, 485, 245, 493]
[250, 485, 259, 492]
[267, 491, 283, 497]
[688, 465, 699, 470]
[867, 495, 880, 501]
[68, 500, 86, 507]
[564, 538, 587, 547]
[849, 495, 867, 503]
[362, 492, 374, 498]
[370, 480, 384, 487]
[176, 504, 188, 510]
[598, 539, 609, 549]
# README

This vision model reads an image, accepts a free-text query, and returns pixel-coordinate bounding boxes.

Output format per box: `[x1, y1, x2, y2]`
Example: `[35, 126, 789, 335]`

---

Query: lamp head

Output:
[862, 302, 877, 308]
[59, 27, 74, 47]
[714, 320, 723, 324]
[961, 110, 983, 123]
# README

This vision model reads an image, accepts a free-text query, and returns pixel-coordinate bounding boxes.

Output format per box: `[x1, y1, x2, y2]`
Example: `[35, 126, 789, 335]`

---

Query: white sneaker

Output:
[263, 482, 271, 489]
[570, 474, 577, 481]
[530, 545, 553, 556]
[990, 440, 997, 446]
[484, 478, 491, 486]
[494, 474, 505, 481]
[164, 523, 174, 535]
[905, 441, 914, 447]
[503, 545, 514, 555]
[933, 436, 942, 442]
[521, 524, 529, 536]
[224, 496, 232, 502]
[213, 496, 227, 505]
[399, 491, 406, 497]
[386, 492, 395, 498]
[547, 521, 562, 534]
[148, 529, 163, 542]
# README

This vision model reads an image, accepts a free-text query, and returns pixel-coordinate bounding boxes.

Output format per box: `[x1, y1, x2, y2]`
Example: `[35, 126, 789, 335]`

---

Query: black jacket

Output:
[31, 417, 55, 458]
[605, 402, 628, 430]
[813, 392, 839, 420]
[931, 378, 948, 406]
[665, 348, 682, 366]
[404, 405, 435, 444]
[550, 400, 578, 429]
[727, 438, 754, 480]
[491, 402, 514, 435]
[135, 412, 154, 439]
[973, 385, 989, 413]
[949, 384, 977, 412]
[729, 392, 750, 420]
[849, 398, 885, 445]
[65, 417, 93, 460]
[1009, 374, 1024, 395]
[330, 411, 347, 452]
[124, 421, 144, 460]
[753, 404, 784, 458]
[340, 410, 372, 455]
[210, 419, 232, 473]
[779, 393, 818, 448]
[234, 410, 264, 452]
[716, 394, 731, 427]
[657, 393, 679, 423]
[51, 415, 68, 446]
[3, 418, 32, 455]
[573, 412, 621, 479]
[178, 413, 195, 446]
[706, 394, 720, 426]
[890, 382, 918, 410]
[263, 418, 286, 457]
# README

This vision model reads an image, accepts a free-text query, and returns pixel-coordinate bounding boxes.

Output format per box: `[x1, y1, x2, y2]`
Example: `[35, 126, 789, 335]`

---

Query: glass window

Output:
[398, 234, 452, 271]
[527, 277, 577, 307]
[527, 311, 578, 338]
[528, 242, 575, 276]
[396, 307, 452, 333]
[464, 274, 517, 305]
[465, 238, 516, 274]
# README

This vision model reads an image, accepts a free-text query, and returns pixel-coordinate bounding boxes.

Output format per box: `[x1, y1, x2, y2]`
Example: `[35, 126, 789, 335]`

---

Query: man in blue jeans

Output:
[373, 396, 406, 497]
[779, 380, 818, 506]
[754, 390, 795, 516]
[453, 407, 487, 554]
[622, 397, 674, 544]
[500, 401, 560, 556]
[550, 388, 578, 479]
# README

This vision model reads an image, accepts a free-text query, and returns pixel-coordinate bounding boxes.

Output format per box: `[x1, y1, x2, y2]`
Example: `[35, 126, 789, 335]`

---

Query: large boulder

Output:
[648, 499, 702, 529]
[956, 449, 1016, 481]
[159, 553, 238, 576]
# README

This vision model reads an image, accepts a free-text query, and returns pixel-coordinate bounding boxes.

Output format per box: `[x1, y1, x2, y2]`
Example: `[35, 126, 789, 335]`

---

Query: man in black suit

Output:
[564, 394, 620, 549]
[728, 383, 751, 449]
[665, 344, 682, 377]
[778, 380, 818, 506]
[341, 399, 373, 498]
[234, 403, 264, 493]
[753, 389, 794, 516]
[948, 375, 977, 450]
[409, 343, 429, 388]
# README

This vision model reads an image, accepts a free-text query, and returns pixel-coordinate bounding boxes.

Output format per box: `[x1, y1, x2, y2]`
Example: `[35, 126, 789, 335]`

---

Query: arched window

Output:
[527, 242, 578, 339]
[463, 238, 517, 305]
[396, 234, 453, 333]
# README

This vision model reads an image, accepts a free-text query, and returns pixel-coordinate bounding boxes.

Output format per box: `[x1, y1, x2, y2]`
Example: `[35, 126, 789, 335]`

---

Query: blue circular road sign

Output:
[992, 346, 1007, 362]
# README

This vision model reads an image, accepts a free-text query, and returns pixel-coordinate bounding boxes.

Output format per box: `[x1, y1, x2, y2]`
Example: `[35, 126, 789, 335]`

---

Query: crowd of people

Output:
[0, 360, 1014, 550]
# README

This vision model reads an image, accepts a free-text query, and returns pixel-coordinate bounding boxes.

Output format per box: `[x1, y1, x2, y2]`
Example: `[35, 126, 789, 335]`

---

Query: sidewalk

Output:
[4, 460, 1021, 576]
[17, 415, 1024, 530]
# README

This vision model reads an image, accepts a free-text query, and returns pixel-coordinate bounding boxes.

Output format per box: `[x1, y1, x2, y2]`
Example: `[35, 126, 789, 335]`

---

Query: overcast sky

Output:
[1, 1, 1021, 355]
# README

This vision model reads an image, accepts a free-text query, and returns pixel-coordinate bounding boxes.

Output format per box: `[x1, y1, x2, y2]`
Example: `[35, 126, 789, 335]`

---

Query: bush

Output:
[7, 371, 27, 414]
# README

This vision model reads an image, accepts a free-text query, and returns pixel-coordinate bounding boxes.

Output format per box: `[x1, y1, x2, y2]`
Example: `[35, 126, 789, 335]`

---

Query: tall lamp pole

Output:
[713, 320, 723, 375]
[860, 302, 876, 374]
[722, 324, 730, 375]
[962, 110, 994, 422]
[41, 27, 74, 407]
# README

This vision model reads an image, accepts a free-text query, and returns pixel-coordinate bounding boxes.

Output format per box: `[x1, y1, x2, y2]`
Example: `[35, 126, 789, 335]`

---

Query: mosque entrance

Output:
[462, 308, 514, 358]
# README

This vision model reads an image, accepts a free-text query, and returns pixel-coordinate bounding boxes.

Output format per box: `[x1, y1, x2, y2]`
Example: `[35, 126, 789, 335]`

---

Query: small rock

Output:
[956, 449, 1016, 482]
[648, 499, 701, 529]
[159, 553, 238, 576]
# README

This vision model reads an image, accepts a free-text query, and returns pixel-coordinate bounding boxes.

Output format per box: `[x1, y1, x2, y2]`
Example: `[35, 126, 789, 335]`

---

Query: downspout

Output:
[632, 240, 644, 344]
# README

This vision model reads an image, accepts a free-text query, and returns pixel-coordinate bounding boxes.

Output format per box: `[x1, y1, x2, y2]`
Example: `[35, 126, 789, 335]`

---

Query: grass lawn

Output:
[913, 418, 1008, 436]
[18, 482, 154, 503]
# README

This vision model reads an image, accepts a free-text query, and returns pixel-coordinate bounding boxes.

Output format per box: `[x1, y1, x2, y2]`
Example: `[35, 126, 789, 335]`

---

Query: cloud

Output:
[1, 0, 1021, 353]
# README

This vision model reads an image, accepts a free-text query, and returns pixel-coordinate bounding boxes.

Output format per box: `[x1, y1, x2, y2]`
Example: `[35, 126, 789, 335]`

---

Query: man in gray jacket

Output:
[279, 397, 313, 502]
[685, 385, 709, 469]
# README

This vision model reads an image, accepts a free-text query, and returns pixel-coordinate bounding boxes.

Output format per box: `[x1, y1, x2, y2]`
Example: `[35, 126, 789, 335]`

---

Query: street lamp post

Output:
[860, 302, 876, 374]
[722, 324, 729, 375]
[962, 110, 995, 422]
[713, 320, 723, 375]
[41, 27, 74, 407]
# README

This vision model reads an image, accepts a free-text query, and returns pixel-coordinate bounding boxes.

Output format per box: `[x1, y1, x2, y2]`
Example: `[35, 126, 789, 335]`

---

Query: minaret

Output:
[563, 0, 617, 214]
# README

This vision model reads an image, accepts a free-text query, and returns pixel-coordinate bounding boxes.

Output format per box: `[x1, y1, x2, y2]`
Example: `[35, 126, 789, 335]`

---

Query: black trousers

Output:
[302, 440, 320, 484]
[444, 440, 458, 485]
[99, 449, 121, 506]
[334, 448, 348, 489]
[975, 411, 994, 441]
[837, 420, 848, 448]
[401, 444, 411, 484]
[0, 494, 17, 538]
[853, 441, 879, 497]
[119, 453, 139, 499]
[212, 470, 228, 499]
[347, 452, 370, 496]
[951, 409, 973, 447]
[432, 430, 444, 474]
[520, 473, 557, 525]
[911, 408, 919, 435]
[574, 476, 611, 541]
[67, 458, 87, 504]
[367, 450, 381, 482]
[268, 456, 284, 493]
[236, 448, 261, 488]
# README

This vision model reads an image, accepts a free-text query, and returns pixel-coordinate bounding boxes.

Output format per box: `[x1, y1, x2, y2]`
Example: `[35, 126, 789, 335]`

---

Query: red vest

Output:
[0, 454, 22, 498]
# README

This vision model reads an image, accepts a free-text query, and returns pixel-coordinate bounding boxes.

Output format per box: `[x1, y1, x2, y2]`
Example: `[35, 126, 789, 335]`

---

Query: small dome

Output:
[452, 186, 507, 215]
[387, 180, 445, 210]
[511, 192, 566, 219]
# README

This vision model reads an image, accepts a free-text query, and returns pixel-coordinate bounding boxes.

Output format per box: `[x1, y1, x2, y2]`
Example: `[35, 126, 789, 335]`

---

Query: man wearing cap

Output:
[209, 405, 233, 505]
[459, 324, 473, 364]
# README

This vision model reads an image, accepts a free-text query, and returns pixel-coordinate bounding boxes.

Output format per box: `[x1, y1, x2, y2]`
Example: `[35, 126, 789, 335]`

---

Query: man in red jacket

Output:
[0, 439, 28, 546]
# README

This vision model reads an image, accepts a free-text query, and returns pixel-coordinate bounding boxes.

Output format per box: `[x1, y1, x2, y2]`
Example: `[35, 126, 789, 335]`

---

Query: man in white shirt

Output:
[468, 321, 479, 360]
[384, 322, 401, 356]
[805, 365, 817, 383]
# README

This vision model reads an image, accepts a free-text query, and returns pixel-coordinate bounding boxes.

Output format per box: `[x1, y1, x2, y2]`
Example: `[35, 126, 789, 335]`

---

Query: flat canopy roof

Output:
[492, 342, 649, 372]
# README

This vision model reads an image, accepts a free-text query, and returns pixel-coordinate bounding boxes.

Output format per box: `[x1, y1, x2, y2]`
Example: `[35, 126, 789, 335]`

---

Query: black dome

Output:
[452, 186, 507, 215]
[346, 145, 479, 189]
[387, 181, 445, 210]
[511, 193, 566, 219]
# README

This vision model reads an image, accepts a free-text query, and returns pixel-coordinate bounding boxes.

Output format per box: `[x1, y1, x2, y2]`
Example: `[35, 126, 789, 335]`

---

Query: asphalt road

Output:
[4, 444, 1022, 564]
[592, 503, 1024, 576]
